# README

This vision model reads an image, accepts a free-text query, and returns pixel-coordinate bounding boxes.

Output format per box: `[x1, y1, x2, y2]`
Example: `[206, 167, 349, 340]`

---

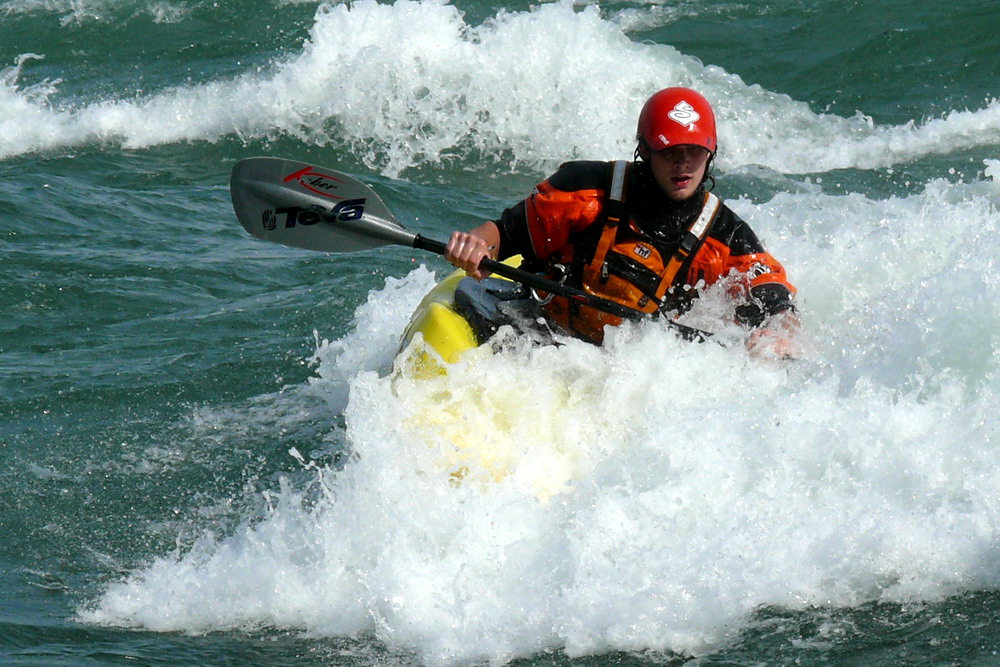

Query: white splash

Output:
[2, 0, 999, 177]
[82, 169, 1000, 663]
[1, 0, 191, 25]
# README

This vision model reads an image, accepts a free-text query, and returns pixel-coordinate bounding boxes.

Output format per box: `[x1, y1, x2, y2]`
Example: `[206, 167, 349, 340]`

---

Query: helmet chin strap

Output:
[703, 153, 716, 191]
[634, 142, 647, 163]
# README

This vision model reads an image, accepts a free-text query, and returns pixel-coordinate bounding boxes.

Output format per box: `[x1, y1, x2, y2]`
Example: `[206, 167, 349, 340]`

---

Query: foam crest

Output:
[734, 98, 1000, 174]
[0, 54, 67, 158]
[4, 0, 998, 176]
[305, 265, 439, 412]
[740, 171, 1000, 392]
[1, 0, 190, 25]
[80, 329, 1000, 662]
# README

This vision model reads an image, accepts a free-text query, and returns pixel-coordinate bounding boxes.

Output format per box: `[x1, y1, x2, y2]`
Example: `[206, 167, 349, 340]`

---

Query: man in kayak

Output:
[444, 87, 799, 357]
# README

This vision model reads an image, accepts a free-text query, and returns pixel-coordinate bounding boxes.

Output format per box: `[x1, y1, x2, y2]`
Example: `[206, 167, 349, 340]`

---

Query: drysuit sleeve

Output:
[494, 200, 534, 261]
[692, 208, 797, 328]
[494, 161, 608, 262]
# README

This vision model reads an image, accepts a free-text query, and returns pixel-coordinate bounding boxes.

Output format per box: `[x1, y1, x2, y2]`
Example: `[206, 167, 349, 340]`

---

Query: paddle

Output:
[230, 157, 711, 342]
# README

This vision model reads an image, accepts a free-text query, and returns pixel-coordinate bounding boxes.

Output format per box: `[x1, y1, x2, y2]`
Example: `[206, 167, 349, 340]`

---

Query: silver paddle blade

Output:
[230, 157, 417, 253]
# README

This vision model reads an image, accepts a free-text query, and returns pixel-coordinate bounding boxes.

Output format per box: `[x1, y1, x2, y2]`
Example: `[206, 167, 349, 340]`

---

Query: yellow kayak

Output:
[396, 256, 528, 376]
[394, 257, 584, 498]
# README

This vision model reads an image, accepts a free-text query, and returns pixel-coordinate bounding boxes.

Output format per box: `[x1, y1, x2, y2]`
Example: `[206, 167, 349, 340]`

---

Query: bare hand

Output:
[445, 231, 494, 280]
[746, 310, 802, 360]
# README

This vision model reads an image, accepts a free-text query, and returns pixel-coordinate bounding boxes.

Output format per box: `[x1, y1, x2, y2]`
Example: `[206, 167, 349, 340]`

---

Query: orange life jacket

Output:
[539, 161, 721, 343]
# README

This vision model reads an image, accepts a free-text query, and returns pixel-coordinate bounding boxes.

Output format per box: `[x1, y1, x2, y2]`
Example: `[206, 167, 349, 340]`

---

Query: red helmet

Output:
[636, 87, 717, 153]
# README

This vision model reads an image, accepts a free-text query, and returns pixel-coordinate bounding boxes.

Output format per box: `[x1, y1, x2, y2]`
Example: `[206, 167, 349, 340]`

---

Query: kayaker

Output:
[444, 87, 799, 358]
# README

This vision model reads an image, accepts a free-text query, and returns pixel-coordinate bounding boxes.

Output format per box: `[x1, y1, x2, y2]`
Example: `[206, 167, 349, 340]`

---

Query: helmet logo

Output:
[667, 101, 700, 127]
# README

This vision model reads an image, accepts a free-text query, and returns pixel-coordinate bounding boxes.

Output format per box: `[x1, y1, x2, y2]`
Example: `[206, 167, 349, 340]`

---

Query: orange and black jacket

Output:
[493, 160, 796, 343]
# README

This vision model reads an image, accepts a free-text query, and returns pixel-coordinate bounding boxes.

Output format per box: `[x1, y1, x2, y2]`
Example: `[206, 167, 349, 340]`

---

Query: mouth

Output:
[672, 175, 693, 188]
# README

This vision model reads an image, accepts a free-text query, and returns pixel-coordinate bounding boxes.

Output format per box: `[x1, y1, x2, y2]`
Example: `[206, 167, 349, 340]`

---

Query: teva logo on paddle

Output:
[261, 200, 366, 230]
[284, 166, 344, 199]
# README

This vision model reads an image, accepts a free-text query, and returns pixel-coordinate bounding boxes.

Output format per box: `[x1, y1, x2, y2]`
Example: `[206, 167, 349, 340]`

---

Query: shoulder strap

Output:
[590, 160, 630, 280]
[655, 192, 721, 299]
[609, 160, 628, 203]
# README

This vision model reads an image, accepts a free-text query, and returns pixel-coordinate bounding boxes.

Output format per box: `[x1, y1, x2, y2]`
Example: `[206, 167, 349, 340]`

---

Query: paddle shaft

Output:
[410, 235, 711, 342]
[230, 157, 711, 342]
[411, 234, 645, 316]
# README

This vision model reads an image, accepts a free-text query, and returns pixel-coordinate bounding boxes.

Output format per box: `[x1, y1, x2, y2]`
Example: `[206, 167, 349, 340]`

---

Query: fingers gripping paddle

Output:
[230, 157, 711, 342]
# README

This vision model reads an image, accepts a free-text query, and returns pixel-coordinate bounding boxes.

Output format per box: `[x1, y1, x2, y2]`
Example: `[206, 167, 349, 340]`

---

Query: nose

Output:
[675, 147, 697, 166]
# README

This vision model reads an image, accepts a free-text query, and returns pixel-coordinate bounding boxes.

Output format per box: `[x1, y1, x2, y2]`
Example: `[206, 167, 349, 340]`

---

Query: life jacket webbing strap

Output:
[609, 159, 627, 202]
[681, 191, 719, 254]
[591, 160, 629, 281]
[656, 192, 721, 300]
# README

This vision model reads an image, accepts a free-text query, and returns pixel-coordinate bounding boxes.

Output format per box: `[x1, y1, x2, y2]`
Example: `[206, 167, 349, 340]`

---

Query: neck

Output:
[630, 161, 705, 241]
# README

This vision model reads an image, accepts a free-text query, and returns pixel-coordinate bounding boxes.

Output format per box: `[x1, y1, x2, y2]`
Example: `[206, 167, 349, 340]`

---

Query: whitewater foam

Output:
[80, 324, 1000, 662]
[80, 172, 1000, 663]
[3, 0, 999, 178]
[1, 0, 191, 25]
